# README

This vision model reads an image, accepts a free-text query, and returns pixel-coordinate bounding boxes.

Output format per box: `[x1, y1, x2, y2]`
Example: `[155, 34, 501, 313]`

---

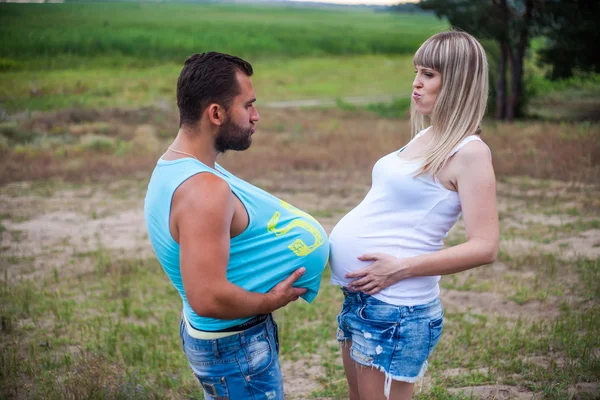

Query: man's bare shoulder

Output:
[175, 172, 232, 212]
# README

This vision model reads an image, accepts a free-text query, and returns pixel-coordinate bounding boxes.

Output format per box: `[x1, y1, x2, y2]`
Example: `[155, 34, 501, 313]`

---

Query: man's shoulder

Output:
[176, 172, 232, 209]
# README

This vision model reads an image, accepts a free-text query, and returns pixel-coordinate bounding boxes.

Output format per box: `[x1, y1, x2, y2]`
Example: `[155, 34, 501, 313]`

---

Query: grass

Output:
[502, 219, 600, 244]
[1, 2, 598, 125]
[441, 274, 494, 293]
[440, 250, 588, 305]
[0, 55, 417, 112]
[0, 3, 442, 69]
[0, 2, 443, 113]
[3, 250, 598, 399]
[1, 167, 598, 399]
[531, 73, 600, 100]
[1, 256, 203, 399]
[2, 107, 599, 186]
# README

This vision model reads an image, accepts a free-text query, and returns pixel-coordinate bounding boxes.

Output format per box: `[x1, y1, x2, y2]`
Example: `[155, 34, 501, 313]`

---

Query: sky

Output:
[286, 0, 417, 5]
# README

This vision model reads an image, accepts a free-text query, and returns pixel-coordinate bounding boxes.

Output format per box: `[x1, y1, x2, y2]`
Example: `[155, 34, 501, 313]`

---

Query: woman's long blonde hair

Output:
[410, 30, 489, 178]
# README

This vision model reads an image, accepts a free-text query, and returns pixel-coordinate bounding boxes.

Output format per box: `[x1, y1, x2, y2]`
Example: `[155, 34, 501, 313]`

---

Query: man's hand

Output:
[265, 267, 308, 310]
[176, 173, 310, 319]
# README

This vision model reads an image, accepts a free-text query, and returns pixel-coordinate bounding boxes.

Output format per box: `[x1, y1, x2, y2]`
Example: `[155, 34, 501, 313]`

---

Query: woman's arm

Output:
[347, 141, 499, 294]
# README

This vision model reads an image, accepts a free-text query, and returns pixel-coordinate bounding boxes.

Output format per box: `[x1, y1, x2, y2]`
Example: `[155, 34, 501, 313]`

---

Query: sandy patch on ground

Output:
[440, 289, 560, 319]
[3, 209, 148, 254]
[500, 231, 600, 260]
[568, 382, 600, 398]
[448, 385, 536, 399]
[282, 355, 327, 399]
[545, 229, 600, 259]
[1, 207, 151, 280]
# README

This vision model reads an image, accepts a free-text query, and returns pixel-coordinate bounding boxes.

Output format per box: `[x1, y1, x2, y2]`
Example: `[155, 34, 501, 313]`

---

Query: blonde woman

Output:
[328, 31, 499, 400]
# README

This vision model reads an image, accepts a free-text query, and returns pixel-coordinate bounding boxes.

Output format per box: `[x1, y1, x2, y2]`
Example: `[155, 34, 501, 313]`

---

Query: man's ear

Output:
[207, 103, 225, 126]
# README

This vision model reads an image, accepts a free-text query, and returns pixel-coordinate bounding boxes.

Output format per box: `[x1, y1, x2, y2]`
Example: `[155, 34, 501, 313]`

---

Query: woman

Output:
[328, 31, 499, 400]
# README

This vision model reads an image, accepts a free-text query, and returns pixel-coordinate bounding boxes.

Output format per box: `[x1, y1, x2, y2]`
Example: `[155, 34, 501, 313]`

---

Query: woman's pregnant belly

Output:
[329, 214, 442, 306]
[329, 211, 400, 287]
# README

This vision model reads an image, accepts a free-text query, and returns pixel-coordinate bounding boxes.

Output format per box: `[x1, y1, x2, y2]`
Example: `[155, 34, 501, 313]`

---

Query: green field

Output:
[0, 2, 443, 69]
[0, 54, 420, 111]
[0, 2, 445, 112]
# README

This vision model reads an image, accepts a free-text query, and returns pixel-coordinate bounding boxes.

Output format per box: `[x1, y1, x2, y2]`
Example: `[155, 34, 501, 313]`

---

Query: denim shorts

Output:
[336, 288, 443, 391]
[180, 314, 283, 400]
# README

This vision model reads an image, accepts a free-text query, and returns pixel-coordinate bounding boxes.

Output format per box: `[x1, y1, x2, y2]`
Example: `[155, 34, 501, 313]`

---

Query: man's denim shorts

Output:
[180, 314, 283, 400]
[336, 288, 443, 389]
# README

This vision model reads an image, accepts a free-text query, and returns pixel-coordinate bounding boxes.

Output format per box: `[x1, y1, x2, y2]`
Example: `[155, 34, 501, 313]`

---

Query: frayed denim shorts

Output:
[336, 288, 443, 393]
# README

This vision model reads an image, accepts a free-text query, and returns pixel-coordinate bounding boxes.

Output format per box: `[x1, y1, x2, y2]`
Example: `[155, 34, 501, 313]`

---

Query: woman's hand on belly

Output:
[345, 253, 407, 294]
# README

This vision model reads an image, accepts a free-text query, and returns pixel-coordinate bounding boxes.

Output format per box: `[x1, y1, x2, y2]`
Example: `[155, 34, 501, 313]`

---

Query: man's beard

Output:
[214, 116, 253, 153]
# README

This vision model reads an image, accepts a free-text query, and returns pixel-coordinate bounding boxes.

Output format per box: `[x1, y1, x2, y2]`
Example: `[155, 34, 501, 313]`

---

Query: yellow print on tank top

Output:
[267, 200, 325, 257]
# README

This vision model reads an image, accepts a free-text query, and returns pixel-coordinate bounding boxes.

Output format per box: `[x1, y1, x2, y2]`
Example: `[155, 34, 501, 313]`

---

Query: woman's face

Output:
[412, 65, 442, 115]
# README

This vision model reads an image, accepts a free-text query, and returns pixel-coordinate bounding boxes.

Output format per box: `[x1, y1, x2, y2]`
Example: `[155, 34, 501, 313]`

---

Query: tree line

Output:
[417, 0, 600, 121]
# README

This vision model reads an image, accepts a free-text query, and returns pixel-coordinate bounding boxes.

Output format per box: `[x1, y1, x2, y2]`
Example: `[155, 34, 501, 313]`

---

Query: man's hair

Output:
[410, 30, 489, 178]
[176, 52, 253, 128]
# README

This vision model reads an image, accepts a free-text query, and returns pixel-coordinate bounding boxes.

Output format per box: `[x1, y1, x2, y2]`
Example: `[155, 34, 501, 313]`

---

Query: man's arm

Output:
[172, 172, 306, 320]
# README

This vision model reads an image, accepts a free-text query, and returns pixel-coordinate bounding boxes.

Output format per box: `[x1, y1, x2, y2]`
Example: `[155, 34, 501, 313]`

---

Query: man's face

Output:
[215, 71, 260, 153]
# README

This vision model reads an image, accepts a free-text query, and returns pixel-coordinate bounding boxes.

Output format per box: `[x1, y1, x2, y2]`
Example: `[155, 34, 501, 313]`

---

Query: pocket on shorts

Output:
[246, 335, 275, 377]
[427, 312, 444, 356]
[197, 376, 229, 400]
[179, 319, 185, 349]
[337, 296, 353, 327]
[272, 319, 280, 354]
[357, 301, 400, 326]
[182, 334, 216, 365]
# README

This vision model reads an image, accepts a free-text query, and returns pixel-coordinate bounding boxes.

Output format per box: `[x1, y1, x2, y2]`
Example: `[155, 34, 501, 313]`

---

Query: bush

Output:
[0, 135, 9, 152]
[79, 134, 116, 153]
[0, 121, 36, 143]
[0, 58, 23, 72]
[366, 98, 411, 119]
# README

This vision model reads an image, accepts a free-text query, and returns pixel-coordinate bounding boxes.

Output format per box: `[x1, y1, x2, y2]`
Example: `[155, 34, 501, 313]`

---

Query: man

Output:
[144, 52, 329, 399]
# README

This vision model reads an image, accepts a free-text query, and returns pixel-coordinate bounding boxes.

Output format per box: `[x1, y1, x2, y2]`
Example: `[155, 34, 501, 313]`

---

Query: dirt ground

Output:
[1, 107, 598, 399]
[2, 176, 598, 399]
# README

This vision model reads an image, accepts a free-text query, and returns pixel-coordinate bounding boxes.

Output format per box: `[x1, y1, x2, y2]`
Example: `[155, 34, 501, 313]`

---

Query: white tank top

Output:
[329, 128, 490, 306]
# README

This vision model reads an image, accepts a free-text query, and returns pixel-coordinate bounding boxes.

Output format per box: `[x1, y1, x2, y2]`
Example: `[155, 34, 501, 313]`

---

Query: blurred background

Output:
[1, 1, 599, 399]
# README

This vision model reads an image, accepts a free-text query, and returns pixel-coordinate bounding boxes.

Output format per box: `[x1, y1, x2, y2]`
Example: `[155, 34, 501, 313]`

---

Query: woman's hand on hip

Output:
[345, 253, 406, 294]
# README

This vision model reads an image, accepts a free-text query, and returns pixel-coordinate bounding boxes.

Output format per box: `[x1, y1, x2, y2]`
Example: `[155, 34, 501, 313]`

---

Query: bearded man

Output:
[144, 52, 329, 399]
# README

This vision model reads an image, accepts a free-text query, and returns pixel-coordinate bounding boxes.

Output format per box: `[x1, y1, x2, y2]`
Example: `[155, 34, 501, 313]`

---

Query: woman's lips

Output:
[412, 92, 421, 101]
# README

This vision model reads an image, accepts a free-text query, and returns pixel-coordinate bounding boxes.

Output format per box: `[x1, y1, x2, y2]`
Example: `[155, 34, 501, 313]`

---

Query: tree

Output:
[538, 0, 600, 79]
[419, 0, 541, 121]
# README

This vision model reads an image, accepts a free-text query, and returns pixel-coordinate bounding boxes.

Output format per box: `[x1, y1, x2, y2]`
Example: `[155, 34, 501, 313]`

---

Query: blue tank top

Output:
[144, 157, 329, 331]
